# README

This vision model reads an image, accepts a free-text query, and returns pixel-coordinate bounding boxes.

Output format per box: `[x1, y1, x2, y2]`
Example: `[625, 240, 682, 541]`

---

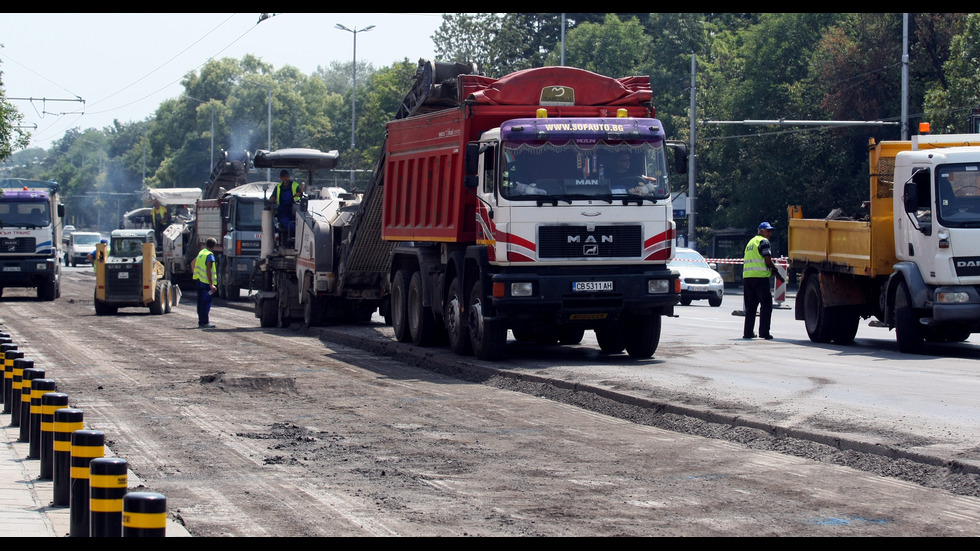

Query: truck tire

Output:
[622, 312, 661, 359]
[803, 276, 837, 343]
[37, 277, 57, 301]
[833, 307, 860, 345]
[391, 270, 412, 342]
[408, 271, 437, 346]
[163, 281, 173, 313]
[149, 281, 166, 315]
[595, 324, 625, 354]
[468, 280, 507, 361]
[558, 326, 586, 345]
[895, 280, 924, 354]
[259, 297, 277, 328]
[303, 290, 325, 327]
[445, 277, 472, 355]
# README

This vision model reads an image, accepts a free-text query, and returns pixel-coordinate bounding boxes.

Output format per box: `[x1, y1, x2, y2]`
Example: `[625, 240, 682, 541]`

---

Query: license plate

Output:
[688, 284, 707, 292]
[573, 281, 613, 292]
[117, 272, 129, 279]
[2, 266, 20, 272]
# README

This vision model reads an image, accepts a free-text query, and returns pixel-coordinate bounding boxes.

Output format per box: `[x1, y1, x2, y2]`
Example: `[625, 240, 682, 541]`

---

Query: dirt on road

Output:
[2, 272, 980, 536]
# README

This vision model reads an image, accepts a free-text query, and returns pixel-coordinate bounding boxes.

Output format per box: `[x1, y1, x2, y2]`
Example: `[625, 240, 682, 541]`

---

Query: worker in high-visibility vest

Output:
[742, 222, 783, 340]
[194, 237, 218, 329]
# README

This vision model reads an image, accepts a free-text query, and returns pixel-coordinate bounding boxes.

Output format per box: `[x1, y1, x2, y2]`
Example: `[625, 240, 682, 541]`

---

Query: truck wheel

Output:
[468, 280, 507, 361]
[833, 307, 860, 345]
[558, 326, 586, 345]
[895, 281, 924, 354]
[149, 281, 166, 315]
[226, 285, 241, 301]
[303, 290, 322, 327]
[595, 324, 625, 354]
[803, 276, 837, 343]
[622, 312, 661, 359]
[408, 271, 437, 346]
[259, 297, 277, 328]
[163, 281, 173, 313]
[391, 270, 412, 342]
[37, 277, 57, 301]
[445, 277, 472, 355]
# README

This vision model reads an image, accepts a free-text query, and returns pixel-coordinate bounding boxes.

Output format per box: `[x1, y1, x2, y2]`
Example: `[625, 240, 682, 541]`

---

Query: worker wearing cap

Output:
[271, 169, 302, 239]
[87, 239, 109, 272]
[742, 222, 783, 340]
[194, 237, 218, 328]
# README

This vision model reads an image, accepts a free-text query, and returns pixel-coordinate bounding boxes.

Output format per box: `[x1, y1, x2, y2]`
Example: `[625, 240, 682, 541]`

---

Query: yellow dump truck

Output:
[789, 131, 980, 352]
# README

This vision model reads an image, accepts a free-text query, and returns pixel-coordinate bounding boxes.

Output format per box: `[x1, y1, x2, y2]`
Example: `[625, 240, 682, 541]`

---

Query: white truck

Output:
[0, 179, 64, 300]
[789, 130, 980, 352]
[65, 231, 102, 266]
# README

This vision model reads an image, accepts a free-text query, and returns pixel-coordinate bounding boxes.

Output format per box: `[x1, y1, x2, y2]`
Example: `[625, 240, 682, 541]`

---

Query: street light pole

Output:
[335, 23, 374, 188]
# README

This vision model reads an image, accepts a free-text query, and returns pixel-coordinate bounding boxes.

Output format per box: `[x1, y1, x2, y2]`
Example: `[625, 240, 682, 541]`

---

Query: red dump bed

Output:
[382, 67, 654, 243]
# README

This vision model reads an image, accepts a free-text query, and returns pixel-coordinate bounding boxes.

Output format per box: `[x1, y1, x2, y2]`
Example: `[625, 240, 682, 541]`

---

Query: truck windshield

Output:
[235, 198, 264, 231]
[936, 163, 980, 227]
[500, 141, 669, 202]
[0, 201, 50, 228]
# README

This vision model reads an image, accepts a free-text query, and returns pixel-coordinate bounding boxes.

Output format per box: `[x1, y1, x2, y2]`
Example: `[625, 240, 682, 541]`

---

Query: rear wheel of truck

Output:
[391, 269, 412, 343]
[259, 297, 277, 328]
[558, 326, 586, 345]
[895, 280, 924, 354]
[622, 312, 661, 359]
[595, 324, 625, 354]
[803, 276, 837, 343]
[445, 277, 472, 355]
[468, 280, 507, 361]
[408, 271, 437, 346]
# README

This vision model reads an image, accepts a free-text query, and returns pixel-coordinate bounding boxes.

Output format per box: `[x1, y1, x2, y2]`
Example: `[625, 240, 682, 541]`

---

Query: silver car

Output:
[669, 248, 725, 307]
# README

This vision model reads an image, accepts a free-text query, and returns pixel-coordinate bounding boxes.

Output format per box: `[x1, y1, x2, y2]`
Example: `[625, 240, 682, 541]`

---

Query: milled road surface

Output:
[1, 268, 979, 536]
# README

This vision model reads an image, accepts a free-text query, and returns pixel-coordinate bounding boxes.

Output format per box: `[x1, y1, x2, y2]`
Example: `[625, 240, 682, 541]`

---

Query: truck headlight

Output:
[648, 279, 670, 294]
[936, 291, 970, 303]
[511, 282, 534, 297]
[36, 263, 48, 271]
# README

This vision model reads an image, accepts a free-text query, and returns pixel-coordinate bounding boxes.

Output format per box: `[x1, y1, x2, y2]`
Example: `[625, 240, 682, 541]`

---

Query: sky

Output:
[0, 12, 445, 151]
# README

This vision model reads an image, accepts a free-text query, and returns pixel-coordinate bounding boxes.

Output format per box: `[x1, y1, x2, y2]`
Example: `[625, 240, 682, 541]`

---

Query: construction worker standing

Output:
[742, 222, 783, 340]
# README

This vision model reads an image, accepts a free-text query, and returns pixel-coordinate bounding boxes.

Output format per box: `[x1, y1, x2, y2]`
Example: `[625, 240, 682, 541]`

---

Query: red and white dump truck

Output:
[255, 61, 687, 360]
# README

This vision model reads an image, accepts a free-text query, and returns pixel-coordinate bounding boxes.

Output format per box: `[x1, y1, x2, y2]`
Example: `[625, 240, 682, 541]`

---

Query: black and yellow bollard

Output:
[19, 366, 44, 441]
[3, 348, 22, 414]
[39, 392, 69, 480]
[122, 492, 167, 537]
[0, 336, 11, 406]
[90, 457, 128, 537]
[69, 429, 104, 537]
[53, 408, 83, 506]
[29, 378, 56, 458]
[9, 356, 30, 426]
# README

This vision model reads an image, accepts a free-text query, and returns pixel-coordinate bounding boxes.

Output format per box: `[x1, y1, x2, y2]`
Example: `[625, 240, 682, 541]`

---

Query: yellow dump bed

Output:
[788, 139, 910, 278]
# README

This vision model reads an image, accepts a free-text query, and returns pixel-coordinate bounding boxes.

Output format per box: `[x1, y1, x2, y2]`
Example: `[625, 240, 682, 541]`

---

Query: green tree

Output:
[544, 14, 649, 77]
[0, 55, 31, 161]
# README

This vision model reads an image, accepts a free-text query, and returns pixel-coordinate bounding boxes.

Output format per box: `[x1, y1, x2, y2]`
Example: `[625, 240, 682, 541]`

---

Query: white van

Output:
[66, 231, 102, 266]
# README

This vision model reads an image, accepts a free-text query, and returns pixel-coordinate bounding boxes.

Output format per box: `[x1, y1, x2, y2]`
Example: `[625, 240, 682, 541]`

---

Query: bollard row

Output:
[0, 324, 168, 537]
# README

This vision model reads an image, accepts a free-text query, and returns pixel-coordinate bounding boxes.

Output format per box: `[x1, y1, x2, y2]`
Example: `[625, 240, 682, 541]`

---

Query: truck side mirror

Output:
[464, 143, 482, 189]
[667, 141, 689, 175]
[58, 204, 65, 218]
[220, 202, 230, 221]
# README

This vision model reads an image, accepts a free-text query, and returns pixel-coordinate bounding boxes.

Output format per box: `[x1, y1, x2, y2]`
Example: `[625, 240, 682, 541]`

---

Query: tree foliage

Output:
[3, 13, 977, 248]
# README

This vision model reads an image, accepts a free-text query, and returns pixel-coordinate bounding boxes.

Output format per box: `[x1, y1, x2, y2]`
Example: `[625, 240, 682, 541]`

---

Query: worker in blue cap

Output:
[742, 222, 783, 339]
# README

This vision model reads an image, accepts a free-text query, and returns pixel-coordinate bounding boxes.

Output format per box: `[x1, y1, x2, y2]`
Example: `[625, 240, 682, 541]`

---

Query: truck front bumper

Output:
[0, 258, 58, 286]
[489, 267, 678, 323]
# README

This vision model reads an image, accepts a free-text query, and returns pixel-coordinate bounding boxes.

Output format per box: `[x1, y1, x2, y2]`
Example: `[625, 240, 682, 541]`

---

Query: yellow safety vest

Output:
[152, 205, 169, 226]
[193, 248, 213, 283]
[273, 181, 300, 206]
[743, 235, 770, 278]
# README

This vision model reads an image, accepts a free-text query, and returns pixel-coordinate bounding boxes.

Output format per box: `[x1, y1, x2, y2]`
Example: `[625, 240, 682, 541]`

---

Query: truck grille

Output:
[0, 237, 35, 253]
[538, 225, 641, 259]
[105, 265, 142, 301]
[239, 240, 261, 255]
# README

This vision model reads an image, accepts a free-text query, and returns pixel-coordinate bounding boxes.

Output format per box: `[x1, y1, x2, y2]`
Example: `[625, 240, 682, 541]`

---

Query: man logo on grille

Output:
[584, 244, 599, 255]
